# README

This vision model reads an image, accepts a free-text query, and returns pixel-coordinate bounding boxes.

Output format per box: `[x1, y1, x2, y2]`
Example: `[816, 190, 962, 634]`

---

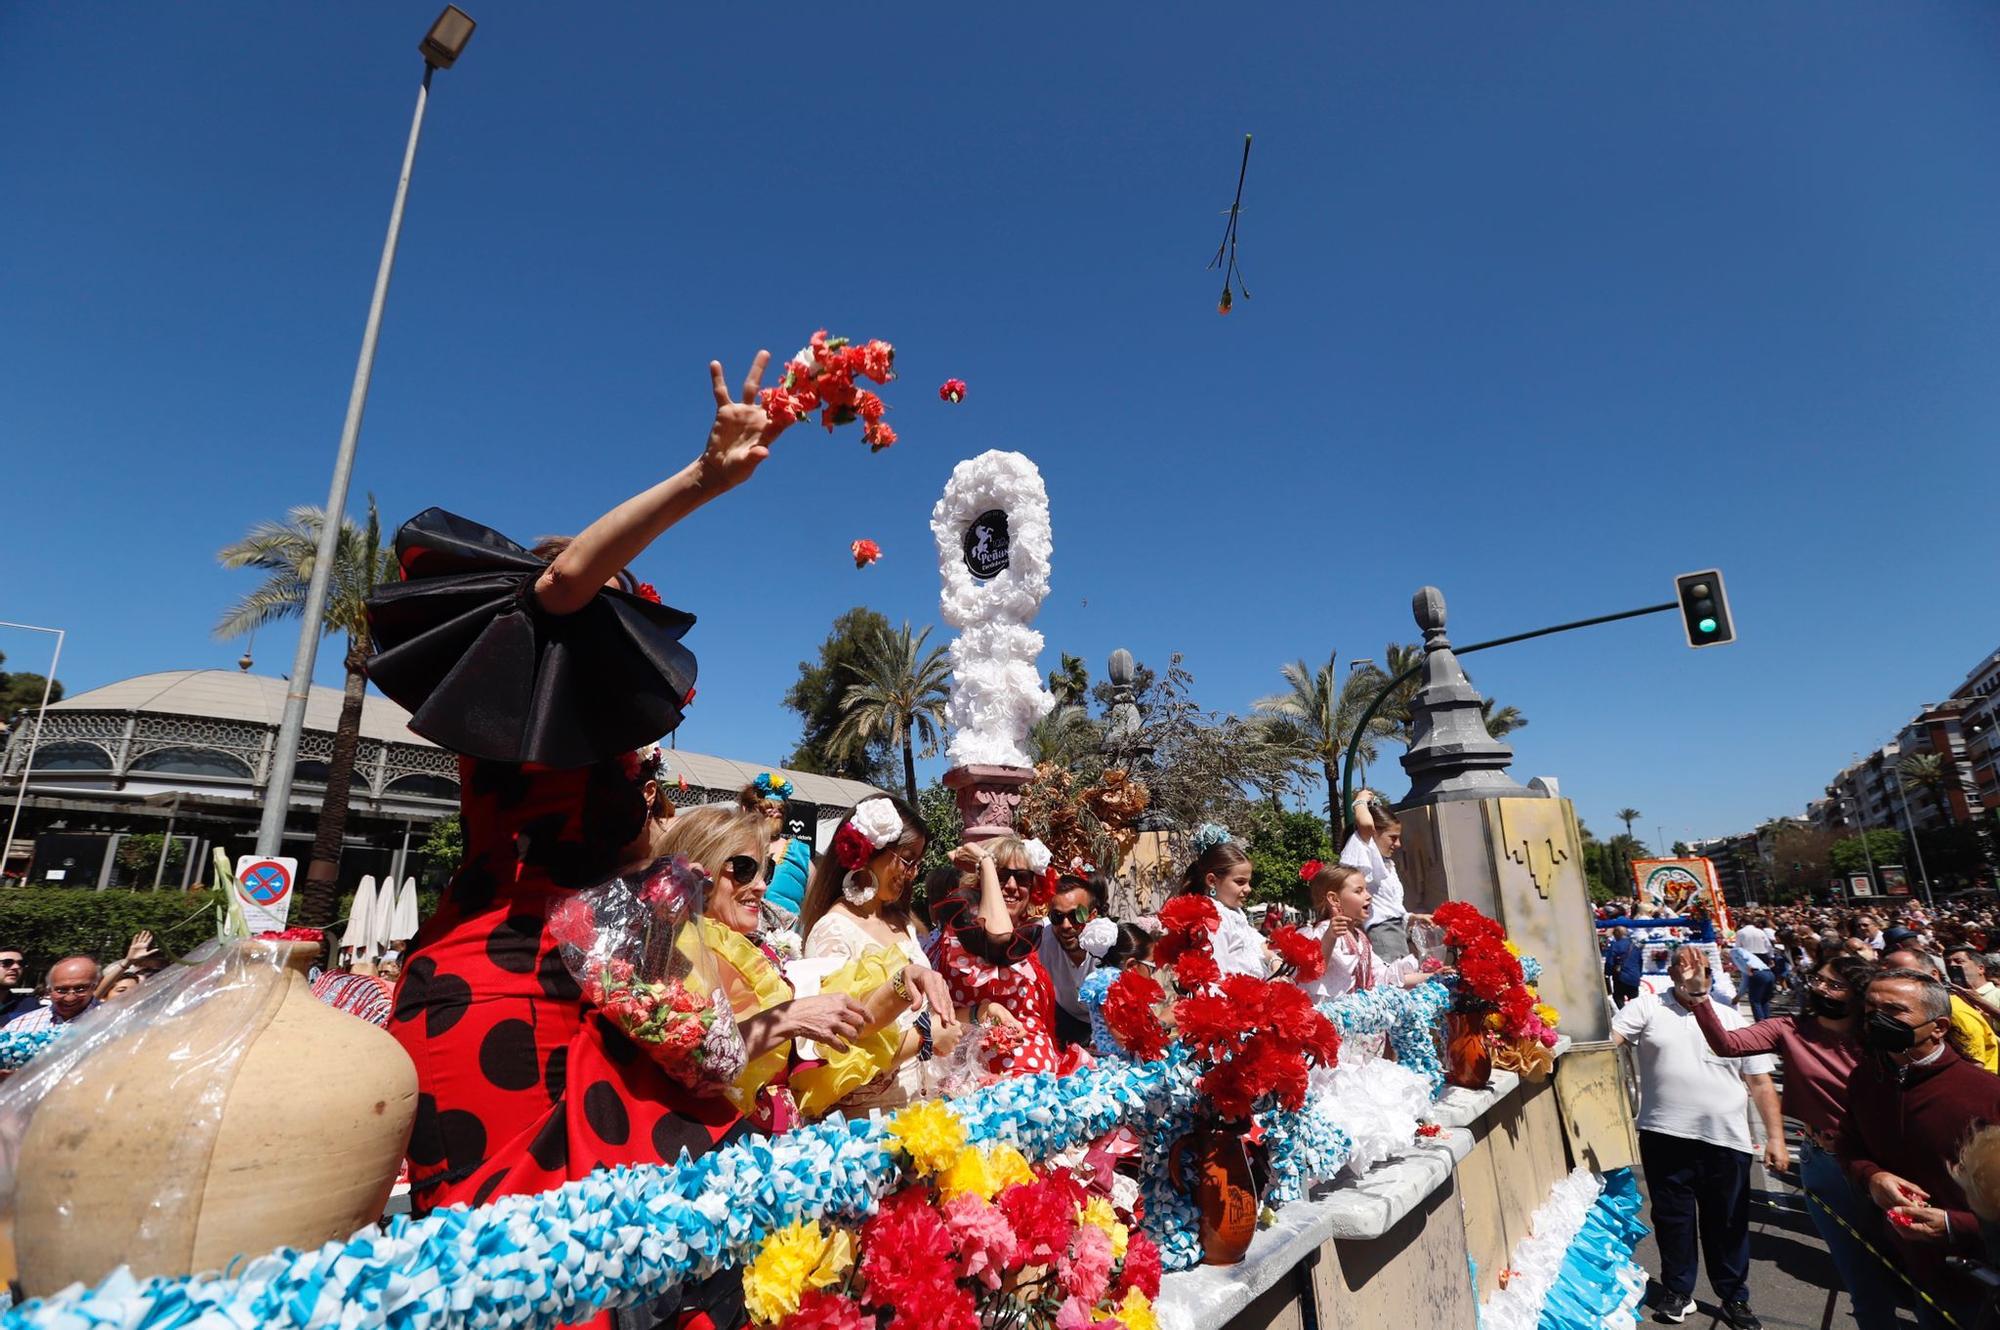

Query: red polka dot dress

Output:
[928, 892, 1085, 1081]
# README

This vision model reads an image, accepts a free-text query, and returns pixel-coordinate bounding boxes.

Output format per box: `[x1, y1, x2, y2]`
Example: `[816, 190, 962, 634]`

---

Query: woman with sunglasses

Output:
[678, 803, 950, 1130]
[928, 836, 1089, 1080]
[1690, 951, 1886, 1324]
[798, 796, 963, 1113]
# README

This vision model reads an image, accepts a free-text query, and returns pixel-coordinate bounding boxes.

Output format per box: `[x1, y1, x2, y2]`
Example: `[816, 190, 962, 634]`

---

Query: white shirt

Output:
[1339, 832, 1405, 927]
[1298, 921, 1420, 1002]
[1733, 924, 1771, 959]
[1611, 989, 1775, 1154]
[1037, 925, 1096, 1020]
[1212, 905, 1270, 979]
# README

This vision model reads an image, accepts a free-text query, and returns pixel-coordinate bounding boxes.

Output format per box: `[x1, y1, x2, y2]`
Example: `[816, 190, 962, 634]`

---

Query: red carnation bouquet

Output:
[759, 330, 900, 451]
[549, 855, 746, 1090]
[1432, 901, 1543, 1041]
[1105, 893, 1342, 1122]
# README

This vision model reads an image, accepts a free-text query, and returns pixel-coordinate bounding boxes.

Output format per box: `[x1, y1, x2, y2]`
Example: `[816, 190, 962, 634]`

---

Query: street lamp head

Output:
[237, 650, 254, 672]
[420, 6, 476, 69]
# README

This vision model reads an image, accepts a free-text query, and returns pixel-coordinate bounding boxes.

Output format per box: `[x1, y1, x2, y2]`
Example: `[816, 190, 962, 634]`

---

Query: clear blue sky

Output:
[4, 3, 1995, 851]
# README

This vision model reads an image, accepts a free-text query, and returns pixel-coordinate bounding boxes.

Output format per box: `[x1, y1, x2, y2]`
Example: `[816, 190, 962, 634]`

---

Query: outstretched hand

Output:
[699, 352, 788, 492]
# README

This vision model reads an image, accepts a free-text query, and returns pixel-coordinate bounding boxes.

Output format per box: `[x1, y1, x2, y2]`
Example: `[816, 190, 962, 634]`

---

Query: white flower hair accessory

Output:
[849, 798, 905, 850]
[1020, 837, 1053, 874]
[1192, 823, 1232, 854]
[1078, 917, 1119, 960]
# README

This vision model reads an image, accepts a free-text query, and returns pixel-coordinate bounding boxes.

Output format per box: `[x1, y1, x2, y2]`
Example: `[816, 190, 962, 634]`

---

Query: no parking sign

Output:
[233, 855, 297, 934]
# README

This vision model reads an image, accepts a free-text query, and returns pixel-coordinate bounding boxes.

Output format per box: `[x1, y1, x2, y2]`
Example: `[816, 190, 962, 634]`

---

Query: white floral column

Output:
[930, 450, 1055, 839]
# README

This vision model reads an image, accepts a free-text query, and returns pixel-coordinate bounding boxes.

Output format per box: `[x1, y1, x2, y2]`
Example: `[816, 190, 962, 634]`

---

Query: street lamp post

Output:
[1891, 773, 1935, 907]
[255, 8, 477, 858]
[0, 621, 66, 880]
[1347, 657, 1376, 800]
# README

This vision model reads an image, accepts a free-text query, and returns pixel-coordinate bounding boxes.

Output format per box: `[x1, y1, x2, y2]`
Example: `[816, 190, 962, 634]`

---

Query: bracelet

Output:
[916, 1011, 934, 1062]
[890, 968, 910, 1003]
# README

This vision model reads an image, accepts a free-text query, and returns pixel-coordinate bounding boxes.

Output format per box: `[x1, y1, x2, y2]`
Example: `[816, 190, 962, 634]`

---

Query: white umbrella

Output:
[392, 876, 420, 942]
[370, 873, 399, 957]
[341, 875, 378, 958]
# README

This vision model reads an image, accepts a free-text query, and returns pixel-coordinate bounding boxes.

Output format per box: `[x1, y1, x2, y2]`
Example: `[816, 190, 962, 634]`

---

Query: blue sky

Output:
[4, 3, 1995, 851]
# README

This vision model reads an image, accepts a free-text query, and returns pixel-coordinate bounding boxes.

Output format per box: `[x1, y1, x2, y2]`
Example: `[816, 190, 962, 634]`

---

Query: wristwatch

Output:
[891, 968, 911, 1003]
[916, 1011, 934, 1062]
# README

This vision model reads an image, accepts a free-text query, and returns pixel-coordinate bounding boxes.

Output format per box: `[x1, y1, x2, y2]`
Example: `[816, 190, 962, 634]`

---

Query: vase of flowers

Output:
[1170, 1116, 1262, 1265]
[1441, 1009, 1494, 1091]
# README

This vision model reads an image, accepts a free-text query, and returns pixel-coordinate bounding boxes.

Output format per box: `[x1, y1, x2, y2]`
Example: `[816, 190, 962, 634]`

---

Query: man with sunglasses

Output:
[1038, 875, 1107, 1049]
[0, 949, 38, 1025]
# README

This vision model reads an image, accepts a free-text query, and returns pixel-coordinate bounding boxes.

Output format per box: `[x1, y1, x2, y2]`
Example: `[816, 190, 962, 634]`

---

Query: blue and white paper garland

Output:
[0, 1027, 65, 1071]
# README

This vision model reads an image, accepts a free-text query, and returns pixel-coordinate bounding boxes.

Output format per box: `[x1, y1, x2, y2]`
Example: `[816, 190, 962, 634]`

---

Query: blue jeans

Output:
[1744, 968, 1777, 1022]
[1799, 1139, 1902, 1328]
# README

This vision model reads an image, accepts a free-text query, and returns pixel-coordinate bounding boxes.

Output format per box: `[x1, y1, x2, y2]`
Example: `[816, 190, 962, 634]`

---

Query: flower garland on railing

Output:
[1315, 979, 1452, 1094]
[0, 1025, 65, 1071]
[0, 1057, 1183, 1330]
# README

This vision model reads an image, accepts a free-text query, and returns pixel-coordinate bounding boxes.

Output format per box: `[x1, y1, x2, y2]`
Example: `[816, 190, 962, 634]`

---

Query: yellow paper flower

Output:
[1485, 1010, 1506, 1032]
[1536, 1002, 1561, 1028]
[1504, 939, 1522, 957]
[743, 1220, 854, 1325]
[939, 1145, 1001, 1201]
[888, 1099, 967, 1176]
[1080, 1195, 1130, 1260]
[1097, 1288, 1157, 1330]
[987, 1142, 1036, 1190]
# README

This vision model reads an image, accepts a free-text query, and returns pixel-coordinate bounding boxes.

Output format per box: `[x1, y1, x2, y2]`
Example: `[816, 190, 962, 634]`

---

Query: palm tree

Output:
[1480, 698, 1529, 739]
[1617, 807, 1643, 843]
[1253, 652, 1393, 841]
[1897, 752, 1957, 824]
[1027, 705, 1100, 768]
[1047, 653, 1090, 712]
[1381, 642, 1426, 747]
[216, 498, 398, 925]
[832, 620, 952, 807]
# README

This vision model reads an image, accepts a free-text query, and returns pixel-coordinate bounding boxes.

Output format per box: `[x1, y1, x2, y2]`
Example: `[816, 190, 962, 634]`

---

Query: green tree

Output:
[1026, 705, 1101, 768]
[916, 780, 964, 878]
[1130, 656, 1299, 835]
[1241, 802, 1333, 911]
[1579, 821, 1622, 904]
[216, 498, 397, 926]
[0, 649, 65, 724]
[1479, 698, 1528, 739]
[420, 815, 464, 873]
[1828, 829, 1907, 882]
[1090, 661, 1156, 714]
[1047, 653, 1091, 711]
[113, 833, 189, 884]
[783, 608, 898, 787]
[1253, 653, 1394, 843]
[1899, 752, 1959, 825]
[831, 620, 952, 807]
[1616, 808, 1643, 842]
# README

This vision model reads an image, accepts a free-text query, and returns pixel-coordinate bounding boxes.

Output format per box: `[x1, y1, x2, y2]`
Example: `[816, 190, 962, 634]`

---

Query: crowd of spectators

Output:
[1603, 895, 2000, 1328]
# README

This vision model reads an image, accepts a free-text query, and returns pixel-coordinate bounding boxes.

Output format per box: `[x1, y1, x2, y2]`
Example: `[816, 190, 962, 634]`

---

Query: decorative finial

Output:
[1413, 586, 1448, 643]
[1109, 648, 1134, 686]
[1399, 584, 1527, 807]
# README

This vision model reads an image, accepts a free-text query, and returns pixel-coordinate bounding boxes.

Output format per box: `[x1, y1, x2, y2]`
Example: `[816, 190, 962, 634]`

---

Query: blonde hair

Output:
[1955, 1125, 2000, 1222]
[662, 805, 767, 886]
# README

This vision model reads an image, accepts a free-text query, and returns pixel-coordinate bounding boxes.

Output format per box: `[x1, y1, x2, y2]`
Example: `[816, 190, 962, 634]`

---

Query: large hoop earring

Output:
[843, 868, 878, 907]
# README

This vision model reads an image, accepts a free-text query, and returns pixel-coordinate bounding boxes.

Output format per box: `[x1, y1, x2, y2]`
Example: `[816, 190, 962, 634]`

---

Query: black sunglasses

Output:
[721, 854, 765, 885]
[1000, 867, 1040, 888]
[1050, 906, 1094, 926]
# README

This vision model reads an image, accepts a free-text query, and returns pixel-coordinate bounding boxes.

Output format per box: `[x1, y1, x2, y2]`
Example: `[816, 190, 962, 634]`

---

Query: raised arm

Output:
[536, 353, 789, 615]
[1688, 994, 1787, 1058]
[1351, 789, 1380, 843]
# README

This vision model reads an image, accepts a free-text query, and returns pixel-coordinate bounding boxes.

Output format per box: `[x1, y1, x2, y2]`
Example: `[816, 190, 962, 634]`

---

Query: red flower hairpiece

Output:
[1297, 859, 1325, 883]
[1029, 868, 1058, 907]
[832, 822, 877, 872]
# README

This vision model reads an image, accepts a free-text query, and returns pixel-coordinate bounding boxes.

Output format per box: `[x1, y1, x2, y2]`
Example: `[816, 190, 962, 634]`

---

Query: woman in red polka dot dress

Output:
[365, 354, 871, 1330]
[929, 836, 1088, 1080]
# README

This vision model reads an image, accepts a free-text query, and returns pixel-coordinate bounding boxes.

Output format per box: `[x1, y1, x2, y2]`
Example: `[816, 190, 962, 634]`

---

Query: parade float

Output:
[0, 515, 1647, 1328]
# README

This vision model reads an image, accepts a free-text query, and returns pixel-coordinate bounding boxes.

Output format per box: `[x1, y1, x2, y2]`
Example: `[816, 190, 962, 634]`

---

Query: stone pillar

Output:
[944, 764, 1033, 843]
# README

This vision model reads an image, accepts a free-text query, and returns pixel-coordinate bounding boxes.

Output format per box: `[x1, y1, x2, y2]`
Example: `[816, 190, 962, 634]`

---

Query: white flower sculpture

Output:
[931, 450, 1056, 768]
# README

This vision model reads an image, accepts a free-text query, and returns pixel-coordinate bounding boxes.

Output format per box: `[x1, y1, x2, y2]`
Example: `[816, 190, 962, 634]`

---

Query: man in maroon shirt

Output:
[1839, 966, 2000, 1329]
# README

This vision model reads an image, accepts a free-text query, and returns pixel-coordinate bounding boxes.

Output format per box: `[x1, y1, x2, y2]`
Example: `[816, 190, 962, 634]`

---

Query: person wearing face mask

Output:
[1880, 947, 2000, 1073]
[1690, 954, 1886, 1325]
[1838, 967, 2000, 1330]
[1612, 945, 1782, 1329]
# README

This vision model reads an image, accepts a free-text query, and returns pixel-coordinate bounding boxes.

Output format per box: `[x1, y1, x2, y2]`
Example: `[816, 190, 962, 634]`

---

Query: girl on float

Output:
[1297, 862, 1433, 1002]
[365, 352, 874, 1327]
[928, 835, 1090, 1078]
[683, 801, 956, 1129]
[796, 796, 964, 1112]
[1175, 826, 1269, 979]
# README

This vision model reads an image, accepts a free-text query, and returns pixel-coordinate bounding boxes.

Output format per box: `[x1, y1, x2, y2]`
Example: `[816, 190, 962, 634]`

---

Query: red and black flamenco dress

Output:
[365, 509, 743, 1328]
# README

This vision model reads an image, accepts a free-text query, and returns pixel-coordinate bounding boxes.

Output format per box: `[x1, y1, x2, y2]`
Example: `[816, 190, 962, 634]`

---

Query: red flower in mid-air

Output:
[939, 378, 968, 404]
[852, 539, 883, 569]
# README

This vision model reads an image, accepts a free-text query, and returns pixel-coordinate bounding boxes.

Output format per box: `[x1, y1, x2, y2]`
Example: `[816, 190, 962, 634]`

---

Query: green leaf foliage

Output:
[0, 889, 225, 974]
[1240, 803, 1333, 912]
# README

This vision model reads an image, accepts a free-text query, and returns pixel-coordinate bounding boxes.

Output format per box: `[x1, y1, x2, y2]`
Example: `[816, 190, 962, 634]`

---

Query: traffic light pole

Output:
[1338, 599, 1678, 833]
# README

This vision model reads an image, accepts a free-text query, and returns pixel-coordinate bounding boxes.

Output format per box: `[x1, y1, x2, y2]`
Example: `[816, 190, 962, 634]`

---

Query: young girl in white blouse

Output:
[1299, 862, 1432, 1003]
[1178, 826, 1270, 979]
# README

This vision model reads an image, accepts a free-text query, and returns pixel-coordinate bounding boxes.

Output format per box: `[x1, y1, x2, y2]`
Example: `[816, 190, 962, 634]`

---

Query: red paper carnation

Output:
[1171, 948, 1220, 993]
[851, 539, 882, 569]
[1267, 925, 1325, 983]
[548, 896, 597, 951]
[863, 421, 898, 451]
[1029, 868, 1058, 907]
[1434, 901, 1505, 947]
[1158, 894, 1220, 938]
[1102, 970, 1169, 1061]
[633, 581, 662, 604]
[1297, 859, 1325, 883]
[789, 1290, 869, 1330]
[939, 378, 967, 404]
[998, 1175, 1085, 1266]
[833, 821, 878, 871]
[1115, 1227, 1163, 1300]
[1172, 993, 1240, 1057]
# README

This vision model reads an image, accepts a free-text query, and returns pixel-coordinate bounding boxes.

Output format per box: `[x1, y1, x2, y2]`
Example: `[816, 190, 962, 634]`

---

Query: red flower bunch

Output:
[1267, 924, 1326, 983]
[833, 822, 878, 871]
[1434, 901, 1505, 948]
[851, 539, 882, 569]
[548, 896, 597, 951]
[760, 330, 901, 451]
[1434, 901, 1539, 1038]
[1172, 973, 1340, 1120]
[939, 378, 967, 403]
[633, 581, 662, 604]
[860, 1188, 978, 1330]
[1102, 969, 1169, 1061]
[1116, 1227, 1163, 1299]
[1297, 859, 1325, 883]
[256, 926, 326, 942]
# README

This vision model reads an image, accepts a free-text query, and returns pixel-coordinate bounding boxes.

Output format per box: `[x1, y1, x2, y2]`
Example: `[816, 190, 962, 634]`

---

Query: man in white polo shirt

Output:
[1613, 945, 1783, 1329]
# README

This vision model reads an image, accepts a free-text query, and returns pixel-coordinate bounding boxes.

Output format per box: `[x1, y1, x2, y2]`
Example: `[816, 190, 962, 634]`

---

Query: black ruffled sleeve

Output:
[365, 508, 697, 768]
[931, 885, 1040, 967]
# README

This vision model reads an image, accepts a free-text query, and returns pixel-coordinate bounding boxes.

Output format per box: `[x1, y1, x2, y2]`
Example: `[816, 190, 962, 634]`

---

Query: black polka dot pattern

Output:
[478, 1019, 541, 1092]
[582, 1081, 630, 1145]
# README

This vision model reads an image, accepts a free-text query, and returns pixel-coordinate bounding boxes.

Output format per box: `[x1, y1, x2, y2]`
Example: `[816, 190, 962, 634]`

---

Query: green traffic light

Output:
[1698, 617, 1718, 635]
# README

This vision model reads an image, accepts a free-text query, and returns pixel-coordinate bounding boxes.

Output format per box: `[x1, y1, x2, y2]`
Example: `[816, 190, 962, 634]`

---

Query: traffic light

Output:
[1674, 569, 1735, 648]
